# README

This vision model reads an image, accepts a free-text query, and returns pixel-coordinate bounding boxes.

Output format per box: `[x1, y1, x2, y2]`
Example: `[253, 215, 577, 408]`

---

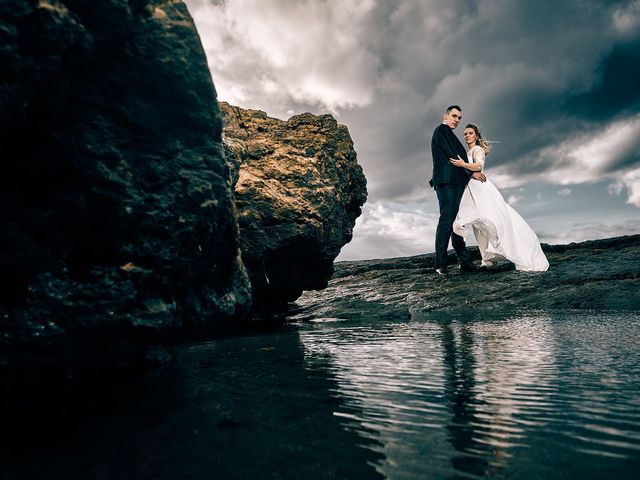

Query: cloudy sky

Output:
[185, 0, 640, 260]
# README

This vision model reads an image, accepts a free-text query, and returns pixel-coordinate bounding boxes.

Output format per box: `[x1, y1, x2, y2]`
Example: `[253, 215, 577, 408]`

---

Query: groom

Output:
[429, 105, 485, 274]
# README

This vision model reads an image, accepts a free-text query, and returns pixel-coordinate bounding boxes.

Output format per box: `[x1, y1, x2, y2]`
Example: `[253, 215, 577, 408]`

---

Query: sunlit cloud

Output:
[615, 169, 640, 207]
[612, 1, 640, 36]
[507, 194, 523, 205]
[187, 0, 379, 114]
[490, 116, 640, 206]
[338, 201, 438, 260]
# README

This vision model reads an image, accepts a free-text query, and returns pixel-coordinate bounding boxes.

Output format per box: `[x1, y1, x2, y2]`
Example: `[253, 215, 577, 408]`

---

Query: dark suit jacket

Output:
[429, 123, 471, 187]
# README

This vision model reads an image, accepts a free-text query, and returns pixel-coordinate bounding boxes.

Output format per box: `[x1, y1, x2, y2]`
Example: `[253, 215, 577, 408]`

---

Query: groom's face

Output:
[444, 109, 462, 129]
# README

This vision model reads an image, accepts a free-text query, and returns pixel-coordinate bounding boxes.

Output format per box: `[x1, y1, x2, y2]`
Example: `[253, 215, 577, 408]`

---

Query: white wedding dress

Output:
[453, 145, 549, 271]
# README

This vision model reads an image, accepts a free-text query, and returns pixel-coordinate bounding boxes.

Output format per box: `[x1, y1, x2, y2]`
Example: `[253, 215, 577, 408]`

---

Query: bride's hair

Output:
[465, 124, 491, 156]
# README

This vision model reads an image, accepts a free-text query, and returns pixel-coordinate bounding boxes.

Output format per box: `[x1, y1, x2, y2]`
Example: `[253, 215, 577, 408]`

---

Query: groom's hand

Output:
[472, 172, 486, 182]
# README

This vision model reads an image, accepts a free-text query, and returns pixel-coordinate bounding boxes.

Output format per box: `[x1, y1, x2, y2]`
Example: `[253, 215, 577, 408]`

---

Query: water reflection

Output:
[298, 312, 640, 479]
[2, 312, 637, 479]
[1, 328, 385, 479]
[441, 320, 494, 478]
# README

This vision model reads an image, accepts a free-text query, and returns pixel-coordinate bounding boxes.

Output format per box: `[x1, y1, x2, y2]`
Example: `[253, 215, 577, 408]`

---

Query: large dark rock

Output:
[0, 0, 251, 379]
[292, 235, 640, 320]
[220, 102, 367, 310]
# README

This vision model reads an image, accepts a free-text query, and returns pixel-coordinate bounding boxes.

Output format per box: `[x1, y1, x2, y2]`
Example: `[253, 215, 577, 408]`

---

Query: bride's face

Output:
[463, 128, 477, 145]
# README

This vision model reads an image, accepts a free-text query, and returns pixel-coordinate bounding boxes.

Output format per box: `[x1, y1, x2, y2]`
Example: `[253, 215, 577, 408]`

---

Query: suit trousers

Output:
[434, 183, 472, 269]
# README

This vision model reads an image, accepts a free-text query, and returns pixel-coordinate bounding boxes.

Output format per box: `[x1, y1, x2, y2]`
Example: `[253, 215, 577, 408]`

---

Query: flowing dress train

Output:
[453, 145, 549, 271]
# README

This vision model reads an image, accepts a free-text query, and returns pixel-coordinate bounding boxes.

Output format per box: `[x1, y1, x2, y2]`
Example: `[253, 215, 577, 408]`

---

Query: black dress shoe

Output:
[435, 267, 449, 275]
[459, 263, 486, 273]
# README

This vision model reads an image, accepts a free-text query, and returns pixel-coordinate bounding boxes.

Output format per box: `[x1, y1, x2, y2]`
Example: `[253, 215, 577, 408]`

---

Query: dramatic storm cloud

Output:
[186, 0, 640, 259]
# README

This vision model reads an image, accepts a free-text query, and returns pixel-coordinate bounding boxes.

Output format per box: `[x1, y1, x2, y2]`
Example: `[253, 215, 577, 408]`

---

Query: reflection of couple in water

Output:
[429, 105, 549, 274]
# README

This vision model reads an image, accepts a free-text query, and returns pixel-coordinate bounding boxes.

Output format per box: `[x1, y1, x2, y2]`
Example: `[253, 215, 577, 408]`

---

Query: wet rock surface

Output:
[0, 0, 250, 379]
[220, 102, 367, 310]
[292, 235, 640, 320]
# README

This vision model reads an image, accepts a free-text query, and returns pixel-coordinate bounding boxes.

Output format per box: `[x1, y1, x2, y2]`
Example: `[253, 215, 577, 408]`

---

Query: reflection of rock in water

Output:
[298, 314, 558, 479]
[0, 327, 384, 479]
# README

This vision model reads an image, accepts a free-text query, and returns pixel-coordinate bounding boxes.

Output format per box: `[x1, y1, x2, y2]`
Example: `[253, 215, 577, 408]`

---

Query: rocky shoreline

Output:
[291, 235, 640, 322]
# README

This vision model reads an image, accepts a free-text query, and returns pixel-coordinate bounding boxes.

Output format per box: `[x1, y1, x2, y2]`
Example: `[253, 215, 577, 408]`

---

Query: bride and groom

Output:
[429, 105, 549, 274]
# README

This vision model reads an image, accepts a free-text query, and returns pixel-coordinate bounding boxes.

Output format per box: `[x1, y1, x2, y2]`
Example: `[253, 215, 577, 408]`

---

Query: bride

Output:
[449, 124, 549, 271]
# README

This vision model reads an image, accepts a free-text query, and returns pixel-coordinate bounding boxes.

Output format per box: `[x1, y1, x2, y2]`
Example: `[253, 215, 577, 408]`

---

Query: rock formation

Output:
[292, 235, 640, 319]
[220, 102, 367, 310]
[0, 0, 251, 379]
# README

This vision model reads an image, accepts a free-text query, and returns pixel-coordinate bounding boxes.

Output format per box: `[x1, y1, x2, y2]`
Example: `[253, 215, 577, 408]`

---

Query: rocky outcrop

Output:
[0, 0, 251, 379]
[220, 102, 367, 310]
[292, 235, 640, 320]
